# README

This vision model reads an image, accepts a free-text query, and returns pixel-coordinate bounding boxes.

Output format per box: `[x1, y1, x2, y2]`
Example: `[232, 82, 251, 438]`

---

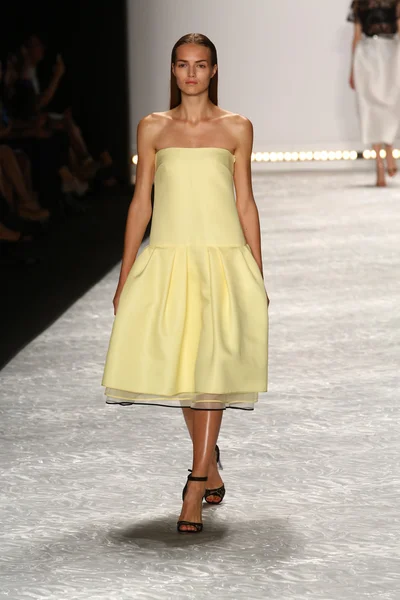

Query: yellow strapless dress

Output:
[102, 148, 268, 410]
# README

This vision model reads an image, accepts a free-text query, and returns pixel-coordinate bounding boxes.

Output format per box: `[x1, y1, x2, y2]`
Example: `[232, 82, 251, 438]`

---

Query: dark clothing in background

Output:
[348, 0, 400, 36]
[7, 79, 37, 121]
[5, 133, 70, 209]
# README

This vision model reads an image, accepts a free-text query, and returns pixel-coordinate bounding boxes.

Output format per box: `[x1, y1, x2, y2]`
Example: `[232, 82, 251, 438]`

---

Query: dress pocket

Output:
[129, 245, 154, 278]
[243, 244, 265, 286]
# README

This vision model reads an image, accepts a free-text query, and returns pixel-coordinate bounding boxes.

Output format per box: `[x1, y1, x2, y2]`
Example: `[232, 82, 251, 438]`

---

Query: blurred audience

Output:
[0, 31, 118, 260]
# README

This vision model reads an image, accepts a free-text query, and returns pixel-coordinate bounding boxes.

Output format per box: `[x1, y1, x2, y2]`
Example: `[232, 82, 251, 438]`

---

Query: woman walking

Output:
[102, 34, 269, 533]
[349, 0, 400, 186]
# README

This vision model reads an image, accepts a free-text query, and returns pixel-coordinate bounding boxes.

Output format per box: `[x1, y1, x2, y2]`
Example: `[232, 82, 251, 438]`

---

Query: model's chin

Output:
[180, 85, 205, 95]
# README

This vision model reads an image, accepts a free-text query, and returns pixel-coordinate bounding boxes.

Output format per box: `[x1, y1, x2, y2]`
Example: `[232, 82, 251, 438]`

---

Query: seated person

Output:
[22, 35, 115, 184]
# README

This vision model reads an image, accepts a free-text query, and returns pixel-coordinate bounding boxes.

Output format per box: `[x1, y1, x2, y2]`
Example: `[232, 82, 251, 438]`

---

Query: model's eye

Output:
[197, 64, 206, 68]
[177, 62, 187, 68]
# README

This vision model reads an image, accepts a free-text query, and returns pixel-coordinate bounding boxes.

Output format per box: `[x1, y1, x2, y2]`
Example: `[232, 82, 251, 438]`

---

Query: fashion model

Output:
[102, 34, 269, 533]
[349, 0, 400, 186]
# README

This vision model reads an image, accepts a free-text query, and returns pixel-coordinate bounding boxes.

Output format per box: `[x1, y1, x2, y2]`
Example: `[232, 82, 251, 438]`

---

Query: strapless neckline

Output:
[155, 147, 235, 158]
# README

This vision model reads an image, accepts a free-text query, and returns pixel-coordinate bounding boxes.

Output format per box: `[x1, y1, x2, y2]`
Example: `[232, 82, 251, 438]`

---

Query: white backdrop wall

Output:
[127, 0, 359, 155]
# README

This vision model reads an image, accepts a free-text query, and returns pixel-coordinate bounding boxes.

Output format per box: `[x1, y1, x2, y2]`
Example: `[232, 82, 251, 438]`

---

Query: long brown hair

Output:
[170, 33, 218, 109]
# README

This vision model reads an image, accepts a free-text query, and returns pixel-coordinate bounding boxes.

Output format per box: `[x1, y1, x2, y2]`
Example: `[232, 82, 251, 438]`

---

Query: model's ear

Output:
[171, 63, 176, 76]
[211, 64, 218, 78]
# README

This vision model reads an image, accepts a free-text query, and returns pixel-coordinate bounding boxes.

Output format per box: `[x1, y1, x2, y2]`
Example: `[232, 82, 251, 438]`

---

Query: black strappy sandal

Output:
[182, 445, 224, 502]
[204, 444, 226, 505]
[177, 473, 208, 534]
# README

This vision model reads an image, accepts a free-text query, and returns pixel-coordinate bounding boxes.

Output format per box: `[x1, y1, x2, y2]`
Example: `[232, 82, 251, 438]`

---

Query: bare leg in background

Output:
[0, 146, 49, 219]
[373, 143, 386, 187]
[385, 144, 397, 177]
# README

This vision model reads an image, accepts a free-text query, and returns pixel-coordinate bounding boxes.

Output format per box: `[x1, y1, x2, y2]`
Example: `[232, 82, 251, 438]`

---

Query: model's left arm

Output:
[234, 117, 264, 274]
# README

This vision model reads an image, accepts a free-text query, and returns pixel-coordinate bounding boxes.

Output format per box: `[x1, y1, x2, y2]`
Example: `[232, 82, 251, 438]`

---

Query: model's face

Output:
[172, 43, 217, 97]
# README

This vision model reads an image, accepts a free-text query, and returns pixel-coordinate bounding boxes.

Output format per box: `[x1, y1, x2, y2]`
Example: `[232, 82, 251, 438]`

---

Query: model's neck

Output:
[176, 95, 214, 124]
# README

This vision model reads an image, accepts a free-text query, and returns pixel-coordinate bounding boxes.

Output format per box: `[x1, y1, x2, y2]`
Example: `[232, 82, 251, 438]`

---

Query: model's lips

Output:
[186, 81, 198, 84]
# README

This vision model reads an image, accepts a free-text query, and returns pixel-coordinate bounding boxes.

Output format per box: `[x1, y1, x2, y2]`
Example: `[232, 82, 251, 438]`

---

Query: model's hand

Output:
[113, 286, 124, 315]
[349, 71, 355, 90]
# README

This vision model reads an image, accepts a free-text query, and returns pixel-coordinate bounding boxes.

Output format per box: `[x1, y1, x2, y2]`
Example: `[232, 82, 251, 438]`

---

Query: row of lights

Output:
[363, 149, 400, 159]
[131, 148, 400, 164]
[251, 150, 357, 162]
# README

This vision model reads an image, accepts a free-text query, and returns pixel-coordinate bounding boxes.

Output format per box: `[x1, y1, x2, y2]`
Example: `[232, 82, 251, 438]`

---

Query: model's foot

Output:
[178, 478, 206, 532]
[206, 450, 224, 502]
[386, 147, 397, 177]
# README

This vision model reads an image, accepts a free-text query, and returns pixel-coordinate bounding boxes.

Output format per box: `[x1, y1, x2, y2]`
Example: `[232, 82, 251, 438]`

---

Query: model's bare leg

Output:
[178, 409, 223, 531]
[182, 408, 223, 493]
[373, 144, 386, 187]
[181, 407, 194, 441]
[385, 144, 397, 177]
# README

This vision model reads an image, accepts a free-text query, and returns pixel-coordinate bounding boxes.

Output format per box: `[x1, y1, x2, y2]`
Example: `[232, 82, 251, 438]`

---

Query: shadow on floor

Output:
[107, 515, 300, 558]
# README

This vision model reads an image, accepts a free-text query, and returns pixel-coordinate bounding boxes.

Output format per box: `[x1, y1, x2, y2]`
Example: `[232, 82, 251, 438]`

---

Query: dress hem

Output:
[103, 386, 265, 411]
[105, 400, 255, 411]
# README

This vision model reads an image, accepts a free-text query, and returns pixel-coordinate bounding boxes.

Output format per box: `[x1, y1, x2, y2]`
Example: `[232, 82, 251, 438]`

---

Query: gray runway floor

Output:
[1, 170, 399, 599]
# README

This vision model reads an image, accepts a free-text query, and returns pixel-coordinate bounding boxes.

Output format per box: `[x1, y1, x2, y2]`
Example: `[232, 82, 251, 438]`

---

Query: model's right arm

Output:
[113, 116, 156, 313]
[350, 22, 362, 90]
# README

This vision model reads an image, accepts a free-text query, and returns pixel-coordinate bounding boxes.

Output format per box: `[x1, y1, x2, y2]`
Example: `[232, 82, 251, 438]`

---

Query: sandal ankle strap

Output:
[187, 473, 208, 482]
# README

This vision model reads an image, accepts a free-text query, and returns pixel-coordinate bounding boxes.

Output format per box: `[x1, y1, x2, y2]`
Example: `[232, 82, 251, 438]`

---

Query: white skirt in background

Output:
[354, 35, 400, 145]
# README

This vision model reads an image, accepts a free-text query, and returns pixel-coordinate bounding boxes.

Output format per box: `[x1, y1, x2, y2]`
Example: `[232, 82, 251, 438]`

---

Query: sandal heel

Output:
[204, 445, 226, 504]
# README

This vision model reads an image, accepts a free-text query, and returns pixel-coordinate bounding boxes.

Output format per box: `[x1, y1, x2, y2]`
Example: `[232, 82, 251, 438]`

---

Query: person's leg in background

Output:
[0, 145, 49, 221]
[385, 144, 397, 177]
[373, 143, 386, 187]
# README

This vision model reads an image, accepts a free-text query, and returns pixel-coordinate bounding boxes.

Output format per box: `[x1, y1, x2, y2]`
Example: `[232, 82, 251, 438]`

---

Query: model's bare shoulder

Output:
[231, 113, 253, 133]
[138, 112, 169, 134]
[137, 112, 172, 150]
[219, 110, 252, 130]
[221, 112, 253, 147]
